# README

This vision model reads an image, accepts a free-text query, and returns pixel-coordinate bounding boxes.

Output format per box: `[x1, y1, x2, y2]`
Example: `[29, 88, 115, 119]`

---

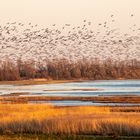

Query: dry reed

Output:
[0, 104, 139, 136]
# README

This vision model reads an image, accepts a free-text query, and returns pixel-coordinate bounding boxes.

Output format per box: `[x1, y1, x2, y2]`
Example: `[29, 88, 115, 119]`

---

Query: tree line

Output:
[0, 59, 140, 81]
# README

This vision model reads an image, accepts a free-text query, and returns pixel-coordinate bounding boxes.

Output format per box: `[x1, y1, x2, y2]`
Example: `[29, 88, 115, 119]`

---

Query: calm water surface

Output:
[0, 80, 140, 106]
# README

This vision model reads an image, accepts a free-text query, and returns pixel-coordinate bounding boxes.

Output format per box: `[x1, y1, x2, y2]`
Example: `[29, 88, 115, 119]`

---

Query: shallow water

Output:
[0, 80, 140, 96]
[29, 100, 140, 107]
[0, 80, 140, 106]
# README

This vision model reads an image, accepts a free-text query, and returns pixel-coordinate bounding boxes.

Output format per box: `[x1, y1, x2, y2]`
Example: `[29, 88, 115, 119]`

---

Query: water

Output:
[0, 80, 140, 106]
[0, 80, 140, 96]
[29, 100, 140, 107]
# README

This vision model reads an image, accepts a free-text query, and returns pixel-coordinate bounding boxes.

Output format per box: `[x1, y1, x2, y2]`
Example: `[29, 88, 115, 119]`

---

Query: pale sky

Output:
[0, 0, 140, 30]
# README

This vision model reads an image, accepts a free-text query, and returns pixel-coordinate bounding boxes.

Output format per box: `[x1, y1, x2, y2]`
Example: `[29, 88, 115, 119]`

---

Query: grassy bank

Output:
[1, 95, 140, 104]
[0, 104, 139, 136]
[0, 79, 85, 85]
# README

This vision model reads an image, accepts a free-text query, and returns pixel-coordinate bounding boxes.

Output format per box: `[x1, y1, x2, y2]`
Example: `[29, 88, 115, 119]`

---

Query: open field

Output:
[0, 104, 139, 137]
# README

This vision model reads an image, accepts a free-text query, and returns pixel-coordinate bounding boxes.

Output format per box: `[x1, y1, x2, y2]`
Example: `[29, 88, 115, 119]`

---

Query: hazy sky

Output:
[0, 0, 140, 30]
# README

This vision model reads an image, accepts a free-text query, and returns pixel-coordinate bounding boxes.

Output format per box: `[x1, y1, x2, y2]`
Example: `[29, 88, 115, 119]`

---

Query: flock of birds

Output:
[0, 14, 140, 64]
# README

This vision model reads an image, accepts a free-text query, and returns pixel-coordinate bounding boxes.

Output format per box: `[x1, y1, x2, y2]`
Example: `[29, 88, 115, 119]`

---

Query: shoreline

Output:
[0, 78, 139, 85]
[0, 79, 89, 85]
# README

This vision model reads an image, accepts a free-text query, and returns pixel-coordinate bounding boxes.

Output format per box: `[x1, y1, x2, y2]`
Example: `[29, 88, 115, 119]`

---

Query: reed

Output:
[1, 95, 140, 104]
[0, 104, 139, 136]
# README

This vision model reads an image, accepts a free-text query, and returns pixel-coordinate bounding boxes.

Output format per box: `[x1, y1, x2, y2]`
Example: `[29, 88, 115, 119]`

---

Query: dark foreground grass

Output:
[0, 134, 140, 140]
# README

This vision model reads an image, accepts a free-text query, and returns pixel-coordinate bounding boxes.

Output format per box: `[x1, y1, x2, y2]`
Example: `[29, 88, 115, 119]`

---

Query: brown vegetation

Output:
[0, 104, 139, 136]
[0, 61, 20, 81]
[0, 59, 140, 81]
[0, 79, 83, 85]
[0, 95, 140, 104]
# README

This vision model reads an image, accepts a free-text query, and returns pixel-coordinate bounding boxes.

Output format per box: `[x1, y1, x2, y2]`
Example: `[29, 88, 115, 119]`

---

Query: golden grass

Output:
[0, 104, 139, 136]
[0, 79, 85, 85]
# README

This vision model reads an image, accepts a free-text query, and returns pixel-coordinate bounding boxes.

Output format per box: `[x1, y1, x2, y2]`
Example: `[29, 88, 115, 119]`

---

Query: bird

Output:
[0, 16, 139, 65]
[111, 14, 114, 17]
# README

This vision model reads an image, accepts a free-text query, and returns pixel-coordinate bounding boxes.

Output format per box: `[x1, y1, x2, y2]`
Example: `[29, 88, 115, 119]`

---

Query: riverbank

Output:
[0, 79, 87, 85]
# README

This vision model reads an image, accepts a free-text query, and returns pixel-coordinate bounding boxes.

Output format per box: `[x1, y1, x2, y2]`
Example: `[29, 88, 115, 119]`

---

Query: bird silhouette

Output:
[0, 15, 139, 64]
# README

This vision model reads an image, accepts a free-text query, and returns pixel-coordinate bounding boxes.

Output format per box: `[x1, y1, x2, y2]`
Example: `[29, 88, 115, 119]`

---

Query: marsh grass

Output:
[1, 96, 140, 104]
[0, 104, 139, 136]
